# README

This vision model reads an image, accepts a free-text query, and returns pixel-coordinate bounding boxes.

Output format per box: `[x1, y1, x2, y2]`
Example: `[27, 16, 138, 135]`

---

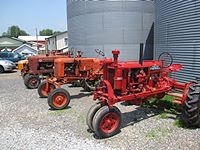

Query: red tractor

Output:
[86, 44, 199, 138]
[21, 51, 78, 89]
[37, 50, 105, 110]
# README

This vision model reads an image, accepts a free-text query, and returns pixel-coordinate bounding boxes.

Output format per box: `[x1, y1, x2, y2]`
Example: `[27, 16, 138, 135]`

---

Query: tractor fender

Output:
[102, 80, 116, 106]
[103, 80, 114, 100]
[182, 82, 192, 106]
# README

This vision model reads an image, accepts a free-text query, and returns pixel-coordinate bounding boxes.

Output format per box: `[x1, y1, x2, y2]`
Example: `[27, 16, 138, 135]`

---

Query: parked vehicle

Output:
[20, 51, 73, 89]
[0, 51, 26, 63]
[86, 44, 197, 138]
[0, 58, 16, 73]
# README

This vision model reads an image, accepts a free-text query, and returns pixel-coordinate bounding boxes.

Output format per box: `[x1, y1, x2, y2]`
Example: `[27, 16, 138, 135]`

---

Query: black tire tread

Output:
[48, 88, 70, 110]
[183, 79, 200, 127]
[92, 105, 121, 138]
[86, 102, 102, 132]
[24, 74, 40, 89]
[37, 81, 56, 98]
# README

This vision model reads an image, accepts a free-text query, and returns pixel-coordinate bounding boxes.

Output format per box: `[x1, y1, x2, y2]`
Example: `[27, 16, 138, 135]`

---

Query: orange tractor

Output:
[37, 49, 105, 110]
[19, 51, 79, 89]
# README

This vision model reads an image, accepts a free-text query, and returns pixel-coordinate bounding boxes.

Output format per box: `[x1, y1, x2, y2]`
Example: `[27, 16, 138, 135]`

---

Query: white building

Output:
[13, 44, 38, 58]
[46, 31, 68, 52]
[18, 36, 50, 50]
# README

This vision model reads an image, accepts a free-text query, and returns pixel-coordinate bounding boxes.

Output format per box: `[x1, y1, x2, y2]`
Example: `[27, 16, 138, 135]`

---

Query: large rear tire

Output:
[92, 105, 121, 138]
[183, 79, 200, 127]
[82, 79, 96, 92]
[38, 81, 56, 98]
[86, 102, 102, 132]
[48, 88, 70, 110]
[24, 74, 40, 89]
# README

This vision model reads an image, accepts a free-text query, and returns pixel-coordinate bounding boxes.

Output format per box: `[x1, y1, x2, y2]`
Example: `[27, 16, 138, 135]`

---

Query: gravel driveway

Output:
[0, 71, 200, 150]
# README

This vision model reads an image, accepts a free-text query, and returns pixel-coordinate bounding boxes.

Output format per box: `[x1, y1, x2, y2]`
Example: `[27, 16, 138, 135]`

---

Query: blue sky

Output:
[0, 0, 67, 35]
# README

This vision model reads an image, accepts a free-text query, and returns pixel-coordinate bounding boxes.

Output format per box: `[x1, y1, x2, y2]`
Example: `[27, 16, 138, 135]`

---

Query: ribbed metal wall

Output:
[155, 0, 200, 83]
[67, 0, 154, 60]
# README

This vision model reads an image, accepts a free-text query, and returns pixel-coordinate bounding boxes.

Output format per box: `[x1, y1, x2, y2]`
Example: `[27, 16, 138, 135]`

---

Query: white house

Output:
[13, 44, 38, 57]
[18, 36, 50, 50]
[46, 31, 68, 52]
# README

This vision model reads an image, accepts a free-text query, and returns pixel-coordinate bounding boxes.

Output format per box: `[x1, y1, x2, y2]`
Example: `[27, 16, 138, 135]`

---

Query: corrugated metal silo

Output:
[67, 0, 154, 60]
[155, 0, 200, 83]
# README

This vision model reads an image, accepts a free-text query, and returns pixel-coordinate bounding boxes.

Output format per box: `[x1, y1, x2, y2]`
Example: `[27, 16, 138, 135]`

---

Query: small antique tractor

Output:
[86, 44, 200, 138]
[18, 59, 28, 72]
[20, 51, 75, 89]
[37, 50, 105, 110]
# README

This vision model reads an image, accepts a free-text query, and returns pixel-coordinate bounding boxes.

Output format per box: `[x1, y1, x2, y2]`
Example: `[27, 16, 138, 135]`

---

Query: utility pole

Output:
[36, 28, 39, 51]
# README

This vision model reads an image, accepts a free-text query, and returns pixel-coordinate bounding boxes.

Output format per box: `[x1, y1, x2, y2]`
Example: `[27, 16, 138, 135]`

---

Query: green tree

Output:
[53, 31, 62, 35]
[39, 29, 53, 36]
[2, 25, 29, 37]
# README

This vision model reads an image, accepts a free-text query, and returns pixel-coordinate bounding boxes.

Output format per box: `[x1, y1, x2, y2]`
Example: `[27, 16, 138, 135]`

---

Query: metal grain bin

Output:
[154, 0, 200, 83]
[67, 0, 154, 60]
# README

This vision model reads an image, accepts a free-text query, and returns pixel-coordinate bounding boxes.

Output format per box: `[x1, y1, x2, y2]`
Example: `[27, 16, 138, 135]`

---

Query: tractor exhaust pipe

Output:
[139, 43, 143, 66]
[112, 50, 120, 66]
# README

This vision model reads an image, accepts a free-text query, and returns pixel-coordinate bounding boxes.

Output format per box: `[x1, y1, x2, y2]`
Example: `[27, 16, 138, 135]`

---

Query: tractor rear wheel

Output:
[38, 81, 56, 98]
[156, 92, 165, 99]
[24, 74, 40, 89]
[92, 105, 121, 138]
[23, 73, 29, 79]
[22, 72, 27, 79]
[183, 79, 200, 127]
[48, 88, 70, 110]
[86, 102, 102, 132]
[82, 79, 96, 92]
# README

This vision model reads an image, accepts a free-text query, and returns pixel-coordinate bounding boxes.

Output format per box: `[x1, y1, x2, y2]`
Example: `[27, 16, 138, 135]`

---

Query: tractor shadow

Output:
[48, 106, 71, 111]
[120, 107, 160, 128]
[120, 96, 182, 129]
[1, 70, 17, 74]
[70, 92, 93, 100]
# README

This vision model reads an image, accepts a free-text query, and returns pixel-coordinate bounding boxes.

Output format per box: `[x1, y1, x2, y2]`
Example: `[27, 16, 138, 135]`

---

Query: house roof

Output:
[0, 36, 27, 43]
[18, 36, 50, 41]
[13, 44, 38, 53]
[45, 31, 68, 39]
[0, 36, 32, 48]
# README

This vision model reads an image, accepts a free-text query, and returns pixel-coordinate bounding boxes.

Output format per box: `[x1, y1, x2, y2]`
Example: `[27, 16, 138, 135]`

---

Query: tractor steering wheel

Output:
[158, 52, 173, 68]
[95, 49, 105, 57]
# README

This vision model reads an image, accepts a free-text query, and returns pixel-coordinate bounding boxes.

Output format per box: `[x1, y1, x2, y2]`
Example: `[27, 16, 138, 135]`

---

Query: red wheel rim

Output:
[52, 92, 68, 108]
[41, 84, 54, 97]
[100, 112, 119, 134]
[29, 78, 37, 86]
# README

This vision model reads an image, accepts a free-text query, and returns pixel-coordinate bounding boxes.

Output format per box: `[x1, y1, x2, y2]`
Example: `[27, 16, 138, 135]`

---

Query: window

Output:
[0, 53, 8, 58]
[64, 38, 68, 46]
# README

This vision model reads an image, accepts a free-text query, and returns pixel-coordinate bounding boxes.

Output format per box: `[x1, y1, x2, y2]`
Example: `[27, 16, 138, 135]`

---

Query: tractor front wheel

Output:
[183, 79, 200, 127]
[48, 88, 70, 110]
[38, 81, 56, 98]
[92, 105, 121, 138]
[86, 102, 102, 132]
[24, 74, 40, 89]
